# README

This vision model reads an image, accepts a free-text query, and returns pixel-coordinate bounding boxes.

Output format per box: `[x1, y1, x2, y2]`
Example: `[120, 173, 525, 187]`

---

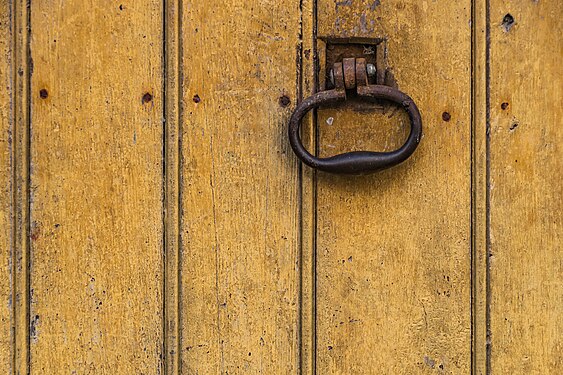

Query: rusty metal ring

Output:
[288, 85, 422, 175]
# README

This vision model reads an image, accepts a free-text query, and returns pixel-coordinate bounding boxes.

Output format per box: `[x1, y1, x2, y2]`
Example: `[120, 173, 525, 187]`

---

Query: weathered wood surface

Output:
[0, 2, 11, 373]
[314, 0, 472, 373]
[28, 1, 164, 373]
[488, 1, 562, 373]
[163, 0, 182, 373]
[472, 0, 489, 373]
[299, 0, 318, 373]
[0, 0, 561, 374]
[9, 1, 33, 373]
[179, 0, 301, 373]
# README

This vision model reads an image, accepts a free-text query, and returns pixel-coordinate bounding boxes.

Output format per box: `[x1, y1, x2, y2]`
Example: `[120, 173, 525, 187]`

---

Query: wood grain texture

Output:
[315, 1, 472, 373]
[0, 3, 12, 372]
[179, 0, 301, 372]
[164, 0, 182, 373]
[471, 0, 489, 373]
[488, 1, 562, 373]
[29, 1, 164, 373]
[12, 1, 31, 373]
[299, 0, 318, 373]
[0, 1, 558, 373]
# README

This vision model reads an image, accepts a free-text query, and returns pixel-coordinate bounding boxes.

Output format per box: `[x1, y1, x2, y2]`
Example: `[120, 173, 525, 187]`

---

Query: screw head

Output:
[366, 64, 377, 78]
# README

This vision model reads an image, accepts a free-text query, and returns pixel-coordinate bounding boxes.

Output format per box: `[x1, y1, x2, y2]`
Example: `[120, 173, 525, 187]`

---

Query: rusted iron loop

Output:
[288, 84, 422, 175]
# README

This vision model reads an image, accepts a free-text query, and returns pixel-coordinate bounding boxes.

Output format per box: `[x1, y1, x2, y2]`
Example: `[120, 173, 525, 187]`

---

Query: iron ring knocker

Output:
[288, 58, 423, 175]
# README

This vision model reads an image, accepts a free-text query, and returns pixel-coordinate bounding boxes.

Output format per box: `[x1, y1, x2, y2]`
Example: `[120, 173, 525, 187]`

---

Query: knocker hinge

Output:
[329, 57, 375, 91]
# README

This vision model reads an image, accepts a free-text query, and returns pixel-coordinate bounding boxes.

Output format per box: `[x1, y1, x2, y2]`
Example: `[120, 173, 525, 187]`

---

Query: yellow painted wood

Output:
[0, 3, 12, 372]
[179, 0, 301, 372]
[314, 1, 472, 373]
[28, 1, 164, 373]
[0, 1, 559, 373]
[471, 0, 489, 373]
[12, 1, 32, 373]
[300, 0, 318, 373]
[164, 0, 182, 373]
[488, 1, 562, 373]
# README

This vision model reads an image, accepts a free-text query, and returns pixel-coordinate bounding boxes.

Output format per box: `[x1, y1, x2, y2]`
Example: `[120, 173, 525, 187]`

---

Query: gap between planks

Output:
[11, 0, 32, 374]
[163, 0, 183, 374]
[299, 0, 318, 373]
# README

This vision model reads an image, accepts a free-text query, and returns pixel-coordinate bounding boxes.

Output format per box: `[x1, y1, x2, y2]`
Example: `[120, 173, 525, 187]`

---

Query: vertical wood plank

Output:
[488, 1, 562, 372]
[0, 2, 12, 373]
[315, 0, 472, 372]
[12, 1, 31, 373]
[299, 0, 318, 373]
[29, 1, 164, 373]
[471, 0, 490, 373]
[164, 0, 182, 373]
[179, 0, 302, 372]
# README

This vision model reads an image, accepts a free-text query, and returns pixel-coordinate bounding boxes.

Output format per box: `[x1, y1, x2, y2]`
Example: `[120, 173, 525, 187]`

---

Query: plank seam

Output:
[470, 0, 491, 373]
[163, 0, 183, 373]
[298, 0, 318, 373]
[484, 0, 491, 371]
[311, 2, 318, 372]
[297, 0, 304, 370]
[11, 0, 32, 373]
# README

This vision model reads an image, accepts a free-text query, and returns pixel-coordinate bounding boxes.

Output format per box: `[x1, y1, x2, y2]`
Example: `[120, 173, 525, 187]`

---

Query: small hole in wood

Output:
[142, 92, 153, 103]
[502, 14, 515, 32]
[279, 95, 291, 107]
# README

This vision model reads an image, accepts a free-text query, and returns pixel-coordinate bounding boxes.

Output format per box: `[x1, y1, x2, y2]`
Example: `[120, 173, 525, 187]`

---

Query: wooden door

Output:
[1, 0, 560, 374]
